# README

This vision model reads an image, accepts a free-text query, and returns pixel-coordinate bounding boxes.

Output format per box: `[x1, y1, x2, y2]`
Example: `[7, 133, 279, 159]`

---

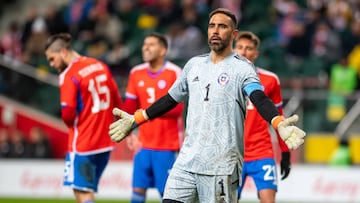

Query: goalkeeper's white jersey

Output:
[168, 52, 259, 176]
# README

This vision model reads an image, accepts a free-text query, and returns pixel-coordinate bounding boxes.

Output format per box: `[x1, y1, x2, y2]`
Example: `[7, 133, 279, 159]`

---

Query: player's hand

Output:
[109, 108, 136, 142]
[276, 114, 306, 150]
[126, 133, 142, 153]
[280, 152, 291, 180]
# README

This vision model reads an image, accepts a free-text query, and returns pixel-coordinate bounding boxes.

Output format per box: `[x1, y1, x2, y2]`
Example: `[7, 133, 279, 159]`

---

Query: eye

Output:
[219, 24, 227, 29]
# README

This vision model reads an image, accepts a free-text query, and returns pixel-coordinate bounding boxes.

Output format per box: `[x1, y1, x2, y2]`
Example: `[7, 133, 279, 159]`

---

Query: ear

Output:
[232, 29, 239, 40]
[160, 47, 167, 57]
[60, 48, 67, 58]
[254, 49, 259, 59]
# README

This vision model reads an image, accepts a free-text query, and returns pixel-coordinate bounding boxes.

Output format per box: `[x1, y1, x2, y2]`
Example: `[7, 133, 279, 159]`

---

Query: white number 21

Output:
[263, 164, 276, 181]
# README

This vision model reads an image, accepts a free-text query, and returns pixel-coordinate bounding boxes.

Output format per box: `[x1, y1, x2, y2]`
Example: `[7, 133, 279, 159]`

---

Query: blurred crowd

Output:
[1, 0, 360, 84]
[0, 126, 53, 159]
[1, 0, 360, 156]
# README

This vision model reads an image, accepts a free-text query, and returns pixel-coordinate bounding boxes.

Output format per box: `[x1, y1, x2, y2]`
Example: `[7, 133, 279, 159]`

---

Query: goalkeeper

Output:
[109, 8, 306, 203]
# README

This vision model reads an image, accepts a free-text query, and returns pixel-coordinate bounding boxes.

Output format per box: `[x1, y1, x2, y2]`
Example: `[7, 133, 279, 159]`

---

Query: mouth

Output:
[210, 37, 221, 43]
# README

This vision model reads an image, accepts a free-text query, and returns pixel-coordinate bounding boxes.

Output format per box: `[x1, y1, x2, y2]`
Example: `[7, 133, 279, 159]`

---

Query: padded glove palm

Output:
[109, 108, 135, 142]
[276, 115, 306, 150]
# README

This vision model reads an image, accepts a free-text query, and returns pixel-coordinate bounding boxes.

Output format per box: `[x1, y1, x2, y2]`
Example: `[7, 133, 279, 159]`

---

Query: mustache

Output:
[210, 36, 221, 40]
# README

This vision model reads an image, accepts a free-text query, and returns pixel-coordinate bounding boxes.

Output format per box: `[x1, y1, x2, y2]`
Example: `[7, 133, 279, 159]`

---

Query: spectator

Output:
[63, 0, 95, 38]
[165, 20, 207, 66]
[8, 130, 31, 158]
[44, 3, 69, 35]
[20, 5, 39, 50]
[0, 21, 22, 61]
[347, 19, 360, 79]
[23, 16, 50, 67]
[327, 56, 357, 122]
[0, 129, 11, 158]
[28, 126, 53, 159]
[326, 0, 352, 32]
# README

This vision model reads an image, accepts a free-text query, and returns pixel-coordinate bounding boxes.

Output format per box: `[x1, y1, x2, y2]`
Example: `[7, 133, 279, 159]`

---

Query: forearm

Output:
[162, 102, 184, 118]
[61, 106, 76, 127]
[249, 90, 280, 124]
[145, 93, 179, 119]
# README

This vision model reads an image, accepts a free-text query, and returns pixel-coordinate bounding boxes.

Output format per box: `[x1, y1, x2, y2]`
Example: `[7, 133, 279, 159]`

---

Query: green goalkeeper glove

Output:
[272, 114, 306, 150]
[109, 108, 148, 142]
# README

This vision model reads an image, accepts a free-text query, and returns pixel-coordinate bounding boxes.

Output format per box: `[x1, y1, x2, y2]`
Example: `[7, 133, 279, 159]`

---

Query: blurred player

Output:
[45, 33, 122, 203]
[234, 31, 291, 202]
[109, 8, 305, 202]
[122, 32, 184, 203]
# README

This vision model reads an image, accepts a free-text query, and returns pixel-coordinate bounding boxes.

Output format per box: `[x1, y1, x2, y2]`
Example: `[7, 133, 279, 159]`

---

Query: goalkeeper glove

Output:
[109, 108, 148, 142]
[272, 114, 306, 150]
[280, 152, 291, 180]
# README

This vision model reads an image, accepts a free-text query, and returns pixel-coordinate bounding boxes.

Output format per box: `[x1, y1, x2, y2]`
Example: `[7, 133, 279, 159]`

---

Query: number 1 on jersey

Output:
[204, 83, 210, 101]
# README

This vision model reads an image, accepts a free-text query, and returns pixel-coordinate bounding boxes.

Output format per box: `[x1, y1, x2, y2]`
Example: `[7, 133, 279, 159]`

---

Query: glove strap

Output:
[134, 109, 149, 125]
[271, 115, 285, 129]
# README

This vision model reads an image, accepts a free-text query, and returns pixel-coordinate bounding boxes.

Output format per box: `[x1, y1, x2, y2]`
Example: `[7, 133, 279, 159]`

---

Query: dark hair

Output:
[236, 31, 261, 48]
[147, 32, 168, 49]
[45, 33, 72, 51]
[209, 8, 238, 28]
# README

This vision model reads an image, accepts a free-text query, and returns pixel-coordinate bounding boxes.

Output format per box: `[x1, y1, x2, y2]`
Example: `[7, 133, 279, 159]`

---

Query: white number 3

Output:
[88, 74, 110, 113]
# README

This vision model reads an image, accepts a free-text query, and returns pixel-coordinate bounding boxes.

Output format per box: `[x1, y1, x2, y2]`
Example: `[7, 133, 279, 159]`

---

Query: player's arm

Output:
[60, 76, 78, 127]
[244, 82, 306, 150]
[109, 75, 123, 109]
[274, 106, 292, 180]
[161, 102, 184, 118]
[122, 98, 138, 114]
[109, 93, 178, 142]
[62, 106, 76, 127]
[269, 81, 292, 180]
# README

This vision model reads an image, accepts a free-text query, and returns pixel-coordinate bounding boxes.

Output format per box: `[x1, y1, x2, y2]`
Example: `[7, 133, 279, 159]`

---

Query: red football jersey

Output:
[244, 68, 289, 161]
[59, 56, 122, 154]
[123, 61, 184, 150]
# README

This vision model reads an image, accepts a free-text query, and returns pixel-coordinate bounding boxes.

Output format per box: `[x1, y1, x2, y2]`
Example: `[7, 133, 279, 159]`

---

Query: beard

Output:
[57, 60, 67, 73]
[208, 35, 231, 54]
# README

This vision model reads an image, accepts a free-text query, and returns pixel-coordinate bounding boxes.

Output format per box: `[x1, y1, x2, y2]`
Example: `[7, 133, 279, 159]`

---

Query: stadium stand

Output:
[1, 0, 360, 164]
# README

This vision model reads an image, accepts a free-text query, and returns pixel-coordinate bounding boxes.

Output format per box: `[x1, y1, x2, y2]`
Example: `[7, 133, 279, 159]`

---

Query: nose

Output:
[237, 49, 246, 56]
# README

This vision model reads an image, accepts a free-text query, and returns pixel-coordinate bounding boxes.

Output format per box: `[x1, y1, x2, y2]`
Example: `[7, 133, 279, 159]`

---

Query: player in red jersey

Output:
[122, 33, 184, 203]
[45, 33, 122, 203]
[234, 31, 291, 202]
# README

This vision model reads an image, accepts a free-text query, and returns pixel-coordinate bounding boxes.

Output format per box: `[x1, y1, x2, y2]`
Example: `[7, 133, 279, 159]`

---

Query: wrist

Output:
[271, 115, 285, 129]
[134, 109, 149, 125]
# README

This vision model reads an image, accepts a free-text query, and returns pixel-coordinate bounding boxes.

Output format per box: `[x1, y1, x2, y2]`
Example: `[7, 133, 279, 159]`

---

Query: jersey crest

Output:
[218, 72, 230, 85]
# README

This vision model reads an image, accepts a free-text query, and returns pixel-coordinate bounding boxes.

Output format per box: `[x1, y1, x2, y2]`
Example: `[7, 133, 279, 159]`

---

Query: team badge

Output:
[138, 80, 144, 87]
[158, 80, 166, 89]
[218, 73, 230, 85]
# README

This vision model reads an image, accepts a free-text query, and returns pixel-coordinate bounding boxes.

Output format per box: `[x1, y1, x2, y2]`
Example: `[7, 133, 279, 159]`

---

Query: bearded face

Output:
[208, 32, 232, 54]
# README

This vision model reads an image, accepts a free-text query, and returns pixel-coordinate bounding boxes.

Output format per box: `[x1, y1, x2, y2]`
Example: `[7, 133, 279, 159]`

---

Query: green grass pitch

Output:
[0, 198, 159, 203]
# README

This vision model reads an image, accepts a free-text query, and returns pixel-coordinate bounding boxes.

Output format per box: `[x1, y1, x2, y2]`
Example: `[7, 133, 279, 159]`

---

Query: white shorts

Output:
[163, 167, 239, 203]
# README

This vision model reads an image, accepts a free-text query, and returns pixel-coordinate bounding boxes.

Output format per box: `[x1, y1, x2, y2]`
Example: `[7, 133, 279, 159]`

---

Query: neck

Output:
[149, 59, 165, 73]
[211, 47, 233, 64]
[64, 51, 81, 66]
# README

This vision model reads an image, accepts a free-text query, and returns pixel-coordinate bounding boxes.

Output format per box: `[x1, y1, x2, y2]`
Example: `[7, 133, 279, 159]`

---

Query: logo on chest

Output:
[218, 73, 230, 85]
[157, 80, 166, 89]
